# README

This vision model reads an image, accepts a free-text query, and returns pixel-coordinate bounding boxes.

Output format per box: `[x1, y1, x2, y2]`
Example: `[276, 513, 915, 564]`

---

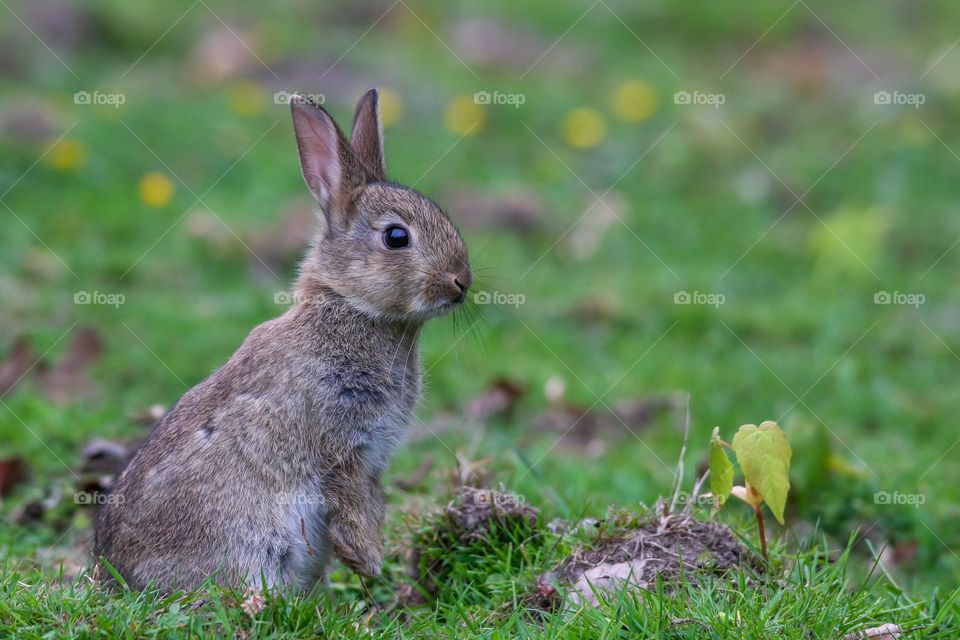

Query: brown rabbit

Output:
[94, 89, 472, 591]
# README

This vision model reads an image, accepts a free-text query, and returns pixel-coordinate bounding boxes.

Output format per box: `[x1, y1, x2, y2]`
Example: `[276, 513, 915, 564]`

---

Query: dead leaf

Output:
[23, 0, 94, 49]
[22, 247, 63, 281]
[405, 411, 459, 444]
[753, 34, 882, 95]
[13, 485, 62, 524]
[0, 456, 28, 498]
[464, 377, 526, 422]
[37, 327, 104, 404]
[240, 586, 267, 616]
[320, 4, 400, 27]
[80, 438, 136, 475]
[191, 25, 262, 82]
[546, 517, 600, 536]
[185, 209, 236, 255]
[879, 539, 919, 571]
[453, 453, 494, 488]
[543, 375, 566, 403]
[758, 38, 834, 94]
[247, 199, 317, 272]
[534, 404, 607, 458]
[0, 336, 41, 397]
[0, 102, 61, 143]
[442, 186, 545, 234]
[891, 540, 918, 566]
[568, 193, 627, 261]
[128, 403, 167, 426]
[77, 437, 140, 501]
[568, 293, 624, 328]
[534, 394, 683, 456]
[448, 17, 583, 73]
[447, 18, 544, 68]
[733, 166, 774, 206]
[616, 395, 686, 429]
[569, 559, 652, 607]
[534, 515, 745, 610]
[843, 623, 905, 640]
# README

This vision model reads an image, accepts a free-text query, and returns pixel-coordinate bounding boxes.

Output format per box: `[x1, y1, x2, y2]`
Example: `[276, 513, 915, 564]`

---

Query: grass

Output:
[2, 526, 957, 638]
[3, 0, 960, 636]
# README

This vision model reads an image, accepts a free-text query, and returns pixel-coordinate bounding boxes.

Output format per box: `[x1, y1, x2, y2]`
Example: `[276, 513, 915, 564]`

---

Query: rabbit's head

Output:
[290, 89, 472, 322]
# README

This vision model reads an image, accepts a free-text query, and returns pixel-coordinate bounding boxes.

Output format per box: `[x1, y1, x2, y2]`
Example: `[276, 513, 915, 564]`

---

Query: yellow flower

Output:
[46, 138, 86, 172]
[378, 88, 403, 127]
[228, 81, 265, 117]
[612, 80, 658, 122]
[444, 96, 485, 135]
[138, 172, 175, 208]
[562, 108, 607, 148]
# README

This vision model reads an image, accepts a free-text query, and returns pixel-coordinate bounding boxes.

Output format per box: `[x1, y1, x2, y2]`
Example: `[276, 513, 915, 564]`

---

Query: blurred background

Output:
[1, 0, 959, 596]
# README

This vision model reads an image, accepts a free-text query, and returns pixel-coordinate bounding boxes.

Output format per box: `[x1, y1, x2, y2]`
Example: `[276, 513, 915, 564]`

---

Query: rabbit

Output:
[94, 89, 473, 591]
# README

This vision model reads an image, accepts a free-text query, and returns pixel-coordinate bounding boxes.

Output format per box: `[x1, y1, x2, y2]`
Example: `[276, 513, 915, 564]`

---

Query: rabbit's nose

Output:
[453, 270, 472, 293]
[451, 271, 472, 302]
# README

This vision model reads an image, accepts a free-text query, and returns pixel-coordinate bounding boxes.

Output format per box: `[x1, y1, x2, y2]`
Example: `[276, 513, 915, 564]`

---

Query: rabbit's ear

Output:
[290, 95, 365, 219]
[350, 88, 386, 182]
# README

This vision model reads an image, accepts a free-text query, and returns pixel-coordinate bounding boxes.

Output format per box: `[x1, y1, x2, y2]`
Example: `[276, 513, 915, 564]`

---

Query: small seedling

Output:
[708, 421, 792, 561]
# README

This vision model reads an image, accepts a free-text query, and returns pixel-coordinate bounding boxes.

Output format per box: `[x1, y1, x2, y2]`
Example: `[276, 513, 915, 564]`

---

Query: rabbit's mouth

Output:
[438, 298, 463, 312]
[429, 298, 463, 317]
[407, 272, 470, 319]
[405, 269, 471, 320]
[412, 295, 464, 320]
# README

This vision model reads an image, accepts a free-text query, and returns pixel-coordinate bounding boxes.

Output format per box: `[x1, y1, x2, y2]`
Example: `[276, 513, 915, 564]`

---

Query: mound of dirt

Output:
[531, 515, 748, 610]
[399, 486, 539, 605]
[439, 486, 538, 541]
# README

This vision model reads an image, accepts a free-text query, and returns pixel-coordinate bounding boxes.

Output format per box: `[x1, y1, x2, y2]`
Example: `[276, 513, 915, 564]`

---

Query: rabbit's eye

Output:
[383, 225, 410, 249]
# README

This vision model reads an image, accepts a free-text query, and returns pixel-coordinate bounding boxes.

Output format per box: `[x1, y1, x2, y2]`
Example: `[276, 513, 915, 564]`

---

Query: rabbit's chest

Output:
[318, 356, 420, 474]
[359, 366, 419, 474]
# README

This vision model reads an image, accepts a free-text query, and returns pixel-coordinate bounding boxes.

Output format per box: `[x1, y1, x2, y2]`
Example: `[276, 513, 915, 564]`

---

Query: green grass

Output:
[3, 0, 960, 636]
[2, 526, 957, 638]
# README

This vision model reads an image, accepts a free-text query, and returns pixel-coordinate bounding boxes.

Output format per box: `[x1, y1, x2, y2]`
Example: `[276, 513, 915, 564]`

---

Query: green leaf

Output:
[732, 421, 792, 524]
[709, 427, 734, 505]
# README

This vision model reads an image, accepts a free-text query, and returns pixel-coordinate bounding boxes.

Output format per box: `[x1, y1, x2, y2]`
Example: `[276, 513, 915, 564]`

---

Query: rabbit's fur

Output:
[94, 90, 472, 591]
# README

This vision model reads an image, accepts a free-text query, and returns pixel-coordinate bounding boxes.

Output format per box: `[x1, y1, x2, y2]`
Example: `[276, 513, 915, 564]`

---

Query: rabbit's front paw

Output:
[330, 525, 383, 578]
